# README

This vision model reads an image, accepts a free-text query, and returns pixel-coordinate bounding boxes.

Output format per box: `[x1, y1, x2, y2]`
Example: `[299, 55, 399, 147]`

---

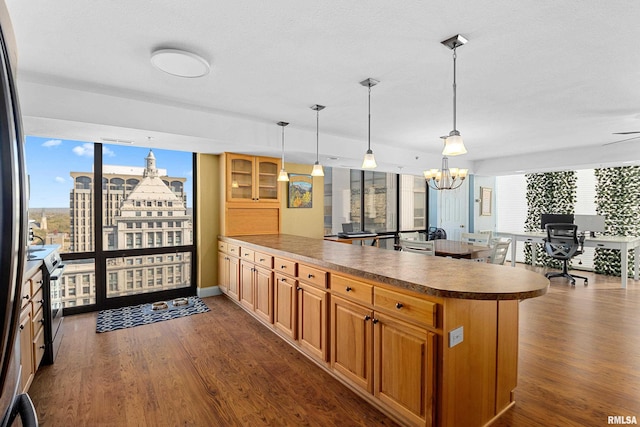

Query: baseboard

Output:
[197, 286, 222, 298]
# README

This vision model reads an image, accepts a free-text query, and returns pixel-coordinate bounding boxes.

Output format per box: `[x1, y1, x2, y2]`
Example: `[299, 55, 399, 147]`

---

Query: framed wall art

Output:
[288, 174, 313, 208]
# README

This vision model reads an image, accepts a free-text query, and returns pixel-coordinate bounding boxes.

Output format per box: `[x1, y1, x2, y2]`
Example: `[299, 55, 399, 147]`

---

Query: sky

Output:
[25, 136, 194, 208]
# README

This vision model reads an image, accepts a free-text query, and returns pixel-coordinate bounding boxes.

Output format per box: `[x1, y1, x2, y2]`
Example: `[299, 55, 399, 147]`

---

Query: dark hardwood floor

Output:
[27, 266, 640, 426]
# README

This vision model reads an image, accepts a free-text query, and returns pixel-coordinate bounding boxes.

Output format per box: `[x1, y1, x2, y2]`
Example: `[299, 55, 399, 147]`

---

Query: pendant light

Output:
[360, 78, 379, 169]
[310, 104, 325, 177]
[277, 121, 289, 182]
[441, 34, 468, 156]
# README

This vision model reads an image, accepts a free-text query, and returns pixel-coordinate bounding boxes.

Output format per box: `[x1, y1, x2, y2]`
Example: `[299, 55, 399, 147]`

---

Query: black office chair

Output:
[543, 223, 588, 286]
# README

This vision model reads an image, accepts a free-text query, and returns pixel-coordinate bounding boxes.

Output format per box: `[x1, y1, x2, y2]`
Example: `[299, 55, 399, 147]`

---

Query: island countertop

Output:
[220, 234, 549, 301]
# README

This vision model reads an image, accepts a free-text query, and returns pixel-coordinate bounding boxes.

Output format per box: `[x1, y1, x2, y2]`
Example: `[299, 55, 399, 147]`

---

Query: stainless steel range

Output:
[27, 245, 65, 364]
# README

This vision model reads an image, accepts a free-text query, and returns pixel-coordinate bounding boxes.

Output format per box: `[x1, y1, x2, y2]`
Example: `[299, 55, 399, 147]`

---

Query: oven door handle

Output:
[50, 264, 66, 281]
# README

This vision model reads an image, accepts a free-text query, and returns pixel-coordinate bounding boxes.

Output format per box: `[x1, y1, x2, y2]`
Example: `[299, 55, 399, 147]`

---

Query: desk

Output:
[324, 235, 385, 247]
[497, 231, 640, 288]
[434, 240, 492, 260]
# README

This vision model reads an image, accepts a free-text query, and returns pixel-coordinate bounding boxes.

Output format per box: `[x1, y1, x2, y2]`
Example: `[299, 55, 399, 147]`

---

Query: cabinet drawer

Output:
[218, 241, 228, 252]
[298, 264, 327, 289]
[240, 247, 255, 262]
[374, 287, 437, 328]
[274, 257, 297, 277]
[20, 282, 31, 310]
[227, 243, 240, 257]
[30, 271, 44, 295]
[33, 327, 45, 368]
[332, 275, 373, 305]
[254, 251, 273, 269]
[31, 307, 45, 337]
[32, 288, 45, 314]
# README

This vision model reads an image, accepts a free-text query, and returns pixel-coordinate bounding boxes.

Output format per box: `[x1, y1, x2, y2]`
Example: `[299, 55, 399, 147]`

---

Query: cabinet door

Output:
[227, 256, 240, 301]
[274, 273, 297, 339]
[239, 261, 255, 310]
[227, 154, 255, 201]
[374, 312, 435, 427]
[256, 157, 280, 202]
[218, 252, 229, 294]
[297, 282, 328, 362]
[254, 266, 273, 324]
[19, 308, 34, 393]
[331, 296, 373, 393]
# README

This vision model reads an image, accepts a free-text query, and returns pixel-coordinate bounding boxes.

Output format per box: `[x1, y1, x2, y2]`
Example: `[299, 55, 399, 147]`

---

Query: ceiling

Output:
[5, 0, 640, 176]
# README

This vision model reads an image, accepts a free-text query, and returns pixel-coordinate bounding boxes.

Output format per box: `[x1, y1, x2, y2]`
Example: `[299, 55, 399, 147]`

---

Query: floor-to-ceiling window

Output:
[324, 167, 427, 248]
[26, 137, 196, 313]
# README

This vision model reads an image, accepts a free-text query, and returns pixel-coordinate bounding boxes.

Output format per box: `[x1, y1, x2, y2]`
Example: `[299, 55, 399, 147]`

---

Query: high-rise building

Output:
[62, 150, 192, 307]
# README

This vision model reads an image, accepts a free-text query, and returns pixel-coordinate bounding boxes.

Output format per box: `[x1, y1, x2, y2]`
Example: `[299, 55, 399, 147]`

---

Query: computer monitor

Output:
[540, 213, 574, 230]
[574, 214, 606, 237]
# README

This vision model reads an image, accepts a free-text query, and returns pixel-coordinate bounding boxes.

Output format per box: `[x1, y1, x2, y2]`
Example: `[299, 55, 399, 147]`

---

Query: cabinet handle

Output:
[280, 278, 287, 282]
[259, 258, 265, 262]
[19, 325, 24, 330]
[364, 315, 371, 321]
[308, 274, 315, 279]
[280, 265, 286, 269]
[39, 300, 45, 304]
[345, 286, 352, 292]
[22, 295, 29, 300]
[296, 287, 302, 291]
[395, 302, 404, 309]
[372, 319, 379, 324]
[39, 346, 45, 349]
[39, 319, 45, 324]
[37, 280, 43, 285]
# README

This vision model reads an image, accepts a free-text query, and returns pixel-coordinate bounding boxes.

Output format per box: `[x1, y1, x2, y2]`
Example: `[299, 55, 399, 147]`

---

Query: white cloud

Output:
[54, 176, 66, 183]
[72, 143, 94, 157]
[103, 146, 115, 157]
[42, 139, 62, 148]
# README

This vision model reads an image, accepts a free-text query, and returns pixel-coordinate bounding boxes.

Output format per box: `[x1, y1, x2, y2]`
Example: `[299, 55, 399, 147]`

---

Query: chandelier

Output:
[424, 156, 468, 190]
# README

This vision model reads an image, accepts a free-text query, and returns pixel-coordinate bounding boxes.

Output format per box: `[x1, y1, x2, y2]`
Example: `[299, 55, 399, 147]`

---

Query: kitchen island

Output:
[218, 234, 548, 427]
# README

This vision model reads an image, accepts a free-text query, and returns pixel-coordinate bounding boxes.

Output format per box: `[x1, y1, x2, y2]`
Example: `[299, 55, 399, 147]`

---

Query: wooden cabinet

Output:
[226, 153, 280, 203]
[297, 281, 328, 363]
[18, 268, 44, 393]
[218, 241, 240, 301]
[239, 259, 274, 324]
[331, 292, 436, 427]
[374, 312, 435, 427]
[221, 153, 282, 236]
[274, 272, 297, 339]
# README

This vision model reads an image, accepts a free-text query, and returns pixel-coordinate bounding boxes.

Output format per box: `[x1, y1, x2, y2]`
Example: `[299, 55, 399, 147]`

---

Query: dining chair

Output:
[487, 238, 511, 265]
[399, 239, 435, 255]
[460, 232, 490, 246]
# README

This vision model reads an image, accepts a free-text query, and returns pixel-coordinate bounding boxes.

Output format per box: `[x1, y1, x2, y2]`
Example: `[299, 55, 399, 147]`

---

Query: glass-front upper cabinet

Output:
[226, 153, 280, 203]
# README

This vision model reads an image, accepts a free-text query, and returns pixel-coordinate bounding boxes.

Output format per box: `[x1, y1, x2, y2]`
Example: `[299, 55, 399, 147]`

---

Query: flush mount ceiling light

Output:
[150, 48, 210, 78]
[360, 78, 379, 169]
[277, 121, 290, 182]
[441, 34, 468, 156]
[310, 104, 326, 177]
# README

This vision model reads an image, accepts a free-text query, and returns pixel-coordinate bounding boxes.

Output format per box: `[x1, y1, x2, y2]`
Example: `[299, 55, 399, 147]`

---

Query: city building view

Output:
[30, 149, 193, 307]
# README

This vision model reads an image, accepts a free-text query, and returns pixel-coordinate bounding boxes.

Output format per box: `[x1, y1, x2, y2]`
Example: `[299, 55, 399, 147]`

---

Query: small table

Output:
[434, 240, 491, 260]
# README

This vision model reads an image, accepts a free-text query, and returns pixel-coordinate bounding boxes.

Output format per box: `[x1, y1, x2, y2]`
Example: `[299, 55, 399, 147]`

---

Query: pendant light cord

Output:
[367, 84, 372, 151]
[281, 125, 285, 164]
[316, 109, 320, 163]
[452, 47, 457, 132]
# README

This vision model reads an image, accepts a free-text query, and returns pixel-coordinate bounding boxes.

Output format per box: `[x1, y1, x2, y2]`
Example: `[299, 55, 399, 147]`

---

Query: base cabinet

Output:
[239, 260, 274, 324]
[274, 273, 297, 339]
[296, 282, 328, 362]
[218, 242, 240, 301]
[331, 296, 435, 426]
[18, 268, 44, 393]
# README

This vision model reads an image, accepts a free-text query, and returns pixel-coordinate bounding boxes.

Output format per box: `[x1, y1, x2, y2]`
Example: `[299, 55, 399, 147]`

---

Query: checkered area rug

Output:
[96, 296, 210, 333]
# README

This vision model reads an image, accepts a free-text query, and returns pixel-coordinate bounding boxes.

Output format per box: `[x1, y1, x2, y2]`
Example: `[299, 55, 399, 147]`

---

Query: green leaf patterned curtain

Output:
[594, 166, 640, 277]
[524, 171, 577, 267]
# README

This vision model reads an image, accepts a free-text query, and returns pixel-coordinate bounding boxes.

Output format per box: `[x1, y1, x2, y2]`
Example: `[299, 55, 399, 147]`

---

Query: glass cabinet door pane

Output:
[230, 158, 254, 200]
[257, 158, 279, 200]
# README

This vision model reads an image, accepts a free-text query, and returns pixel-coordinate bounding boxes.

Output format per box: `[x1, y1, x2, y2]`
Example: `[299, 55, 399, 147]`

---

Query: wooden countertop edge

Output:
[220, 235, 549, 301]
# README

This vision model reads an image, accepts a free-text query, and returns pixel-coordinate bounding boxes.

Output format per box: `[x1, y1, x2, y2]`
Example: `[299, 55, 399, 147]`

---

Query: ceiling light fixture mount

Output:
[150, 48, 210, 78]
[441, 34, 468, 156]
[360, 78, 379, 169]
[277, 121, 290, 182]
[310, 104, 326, 177]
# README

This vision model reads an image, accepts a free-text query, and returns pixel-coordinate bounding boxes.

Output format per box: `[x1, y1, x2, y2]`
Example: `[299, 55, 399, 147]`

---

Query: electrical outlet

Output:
[449, 326, 464, 348]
